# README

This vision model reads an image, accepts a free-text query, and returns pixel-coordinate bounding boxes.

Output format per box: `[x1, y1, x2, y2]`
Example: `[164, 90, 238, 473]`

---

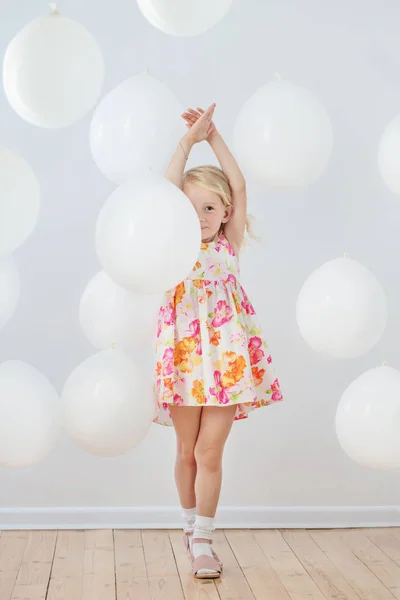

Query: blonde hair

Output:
[182, 165, 253, 239]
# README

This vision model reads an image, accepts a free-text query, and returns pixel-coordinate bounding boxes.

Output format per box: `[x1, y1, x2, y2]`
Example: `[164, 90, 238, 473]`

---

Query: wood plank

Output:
[142, 530, 185, 600]
[224, 530, 290, 600]
[169, 530, 220, 600]
[82, 530, 115, 600]
[0, 531, 29, 600]
[335, 529, 400, 599]
[253, 530, 326, 600]
[282, 529, 361, 600]
[212, 530, 255, 600]
[114, 530, 150, 600]
[366, 528, 400, 566]
[11, 531, 57, 600]
[47, 531, 85, 600]
[310, 529, 394, 600]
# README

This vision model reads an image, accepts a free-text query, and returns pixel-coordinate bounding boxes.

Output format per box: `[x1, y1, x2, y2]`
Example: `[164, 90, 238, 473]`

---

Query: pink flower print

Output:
[211, 300, 233, 327]
[271, 378, 283, 401]
[248, 336, 264, 365]
[188, 319, 200, 337]
[241, 296, 255, 315]
[267, 355, 272, 364]
[157, 302, 174, 336]
[219, 236, 235, 255]
[226, 274, 237, 285]
[173, 393, 184, 406]
[162, 401, 168, 410]
[157, 316, 163, 337]
[209, 370, 230, 404]
[162, 347, 174, 376]
[163, 302, 174, 326]
[205, 257, 216, 272]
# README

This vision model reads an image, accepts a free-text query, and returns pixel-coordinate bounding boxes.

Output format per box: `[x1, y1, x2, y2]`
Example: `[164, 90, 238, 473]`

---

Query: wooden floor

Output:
[1, 528, 400, 599]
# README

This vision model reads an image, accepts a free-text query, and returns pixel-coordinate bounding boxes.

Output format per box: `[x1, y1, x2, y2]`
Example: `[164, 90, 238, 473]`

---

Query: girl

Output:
[153, 104, 283, 579]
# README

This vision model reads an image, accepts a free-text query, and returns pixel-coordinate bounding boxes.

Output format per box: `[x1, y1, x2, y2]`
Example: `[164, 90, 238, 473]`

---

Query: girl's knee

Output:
[194, 443, 222, 472]
[177, 442, 196, 467]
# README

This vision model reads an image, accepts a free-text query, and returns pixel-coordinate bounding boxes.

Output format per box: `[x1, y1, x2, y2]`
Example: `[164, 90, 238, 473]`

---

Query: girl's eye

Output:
[205, 206, 214, 211]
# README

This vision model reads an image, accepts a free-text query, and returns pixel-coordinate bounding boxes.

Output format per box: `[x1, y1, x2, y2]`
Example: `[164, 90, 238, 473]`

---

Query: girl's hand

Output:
[182, 104, 217, 143]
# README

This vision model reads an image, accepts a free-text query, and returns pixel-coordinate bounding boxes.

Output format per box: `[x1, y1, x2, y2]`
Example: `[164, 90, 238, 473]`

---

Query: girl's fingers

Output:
[182, 113, 196, 123]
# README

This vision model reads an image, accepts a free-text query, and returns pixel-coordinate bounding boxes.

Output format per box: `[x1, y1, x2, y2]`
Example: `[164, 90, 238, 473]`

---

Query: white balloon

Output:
[378, 113, 400, 195]
[336, 366, 400, 470]
[0, 147, 40, 256]
[79, 271, 160, 352]
[234, 80, 333, 187]
[90, 73, 183, 184]
[3, 10, 104, 128]
[96, 172, 201, 294]
[296, 257, 387, 359]
[0, 361, 60, 467]
[61, 349, 155, 456]
[0, 256, 20, 332]
[136, 0, 232, 36]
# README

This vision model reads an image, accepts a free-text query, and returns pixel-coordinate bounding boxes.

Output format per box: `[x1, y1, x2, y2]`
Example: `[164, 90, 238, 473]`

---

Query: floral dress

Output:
[153, 234, 283, 426]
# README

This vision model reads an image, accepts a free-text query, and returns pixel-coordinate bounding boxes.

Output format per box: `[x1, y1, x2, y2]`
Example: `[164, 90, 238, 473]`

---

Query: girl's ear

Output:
[222, 205, 233, 223]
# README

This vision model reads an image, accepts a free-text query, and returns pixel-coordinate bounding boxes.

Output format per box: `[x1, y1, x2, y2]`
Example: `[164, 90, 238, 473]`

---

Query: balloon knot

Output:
[49, 3, 59, 15]
[275, 72, 283, 81]
[381, 361, 388, 366]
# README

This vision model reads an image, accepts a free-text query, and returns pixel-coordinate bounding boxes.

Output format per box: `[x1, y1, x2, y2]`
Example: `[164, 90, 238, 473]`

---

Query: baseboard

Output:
[0, 505, 399, 530]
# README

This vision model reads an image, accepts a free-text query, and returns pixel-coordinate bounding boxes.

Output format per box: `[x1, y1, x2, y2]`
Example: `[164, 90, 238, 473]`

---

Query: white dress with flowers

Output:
[153, 234, 283, 426]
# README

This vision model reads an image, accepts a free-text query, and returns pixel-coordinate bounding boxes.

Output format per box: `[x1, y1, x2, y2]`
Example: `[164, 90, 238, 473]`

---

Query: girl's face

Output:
[183, 183, 232, 242]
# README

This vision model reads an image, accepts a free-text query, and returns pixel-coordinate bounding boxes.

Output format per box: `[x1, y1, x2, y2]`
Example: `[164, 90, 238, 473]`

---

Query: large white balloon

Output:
[3, 9, 104, 128]
[90, 73, 183, 184]
[336, 366, 400, 470]
[61, 349, 155, 456]
[79, 270, 160, 352]
[136, 0, 232, 36]
[0, 147, 40, 256]
[0, 256, 20, 332]
[296, 257, 387, 358]
[378, 113, 400, 195]
[234, 80, 333, 187]
[96, 172, 201, 294]
[0, 361, 60, 467]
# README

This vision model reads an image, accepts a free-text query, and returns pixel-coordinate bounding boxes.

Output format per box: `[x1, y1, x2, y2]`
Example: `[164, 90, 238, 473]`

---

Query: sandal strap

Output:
[193, 554, 222, 575]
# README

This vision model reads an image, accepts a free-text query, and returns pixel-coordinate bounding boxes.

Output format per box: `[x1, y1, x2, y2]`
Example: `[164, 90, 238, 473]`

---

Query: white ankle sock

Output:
[182, 507, 196, 534]
[192, 515, 216, 574]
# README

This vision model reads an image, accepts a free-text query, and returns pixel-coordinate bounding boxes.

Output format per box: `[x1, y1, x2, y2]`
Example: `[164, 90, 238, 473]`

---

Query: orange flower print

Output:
[193, 280, 203, 289]
[155, 361, 162, 377]
[174, 282, 186, 307]
[221, 351, 246, 388]
[209, 329, 221, 346]
[192, 379, 205, 404]
[251, 366, 265, 387]
[174, 336, 197, 373]
[163, 378, 173, 399]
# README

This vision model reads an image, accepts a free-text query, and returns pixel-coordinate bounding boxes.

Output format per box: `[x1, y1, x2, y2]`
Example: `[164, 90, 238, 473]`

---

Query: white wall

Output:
[0, 0, 399, 528]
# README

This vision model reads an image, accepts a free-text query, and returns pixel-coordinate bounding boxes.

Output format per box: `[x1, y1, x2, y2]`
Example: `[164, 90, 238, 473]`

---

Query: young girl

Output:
[153, 104, 283, 578]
